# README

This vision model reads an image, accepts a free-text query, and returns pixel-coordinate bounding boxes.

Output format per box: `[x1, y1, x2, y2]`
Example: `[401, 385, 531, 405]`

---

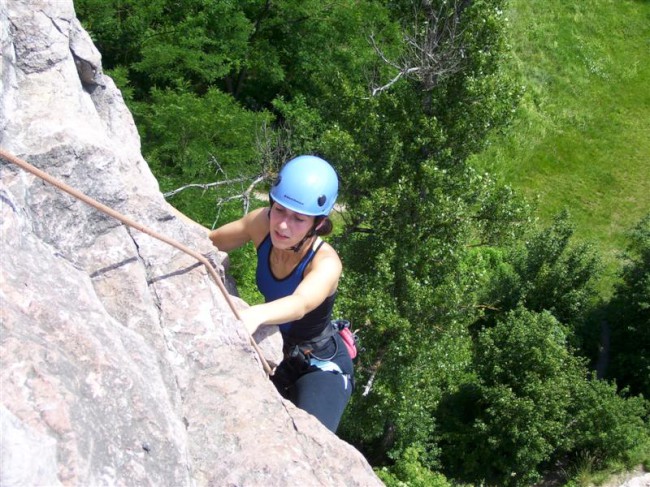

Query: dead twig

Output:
[163, 176, 250, 199]
[370, 0, 470, 96]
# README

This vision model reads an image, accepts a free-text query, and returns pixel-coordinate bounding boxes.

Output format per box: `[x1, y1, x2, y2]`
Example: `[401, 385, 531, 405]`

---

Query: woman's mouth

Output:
[273, 230, 290, 240]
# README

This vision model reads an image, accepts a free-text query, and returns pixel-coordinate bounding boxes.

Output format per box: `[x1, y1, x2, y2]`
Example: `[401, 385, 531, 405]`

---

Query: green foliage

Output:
[376, 445, 453, 487]
[133, 1, 252, 91]
[317, 0, 530, 473]
[227, 243, 265, 306]
[136, 87, 271, 179]
[271, 95, 326, 155]
[437, 308, 583, 486]
[607, 214, 650, 397]
[231, 0, 396, 108]
[436, 308, 649, 487]
[477, 210, 602, 330]
[104, 66, 134, 104]
[568, 377, 649, 469]
[76, 0, 165, 70]
[76, 1, 650, 484]
[76, 0, 254, 95]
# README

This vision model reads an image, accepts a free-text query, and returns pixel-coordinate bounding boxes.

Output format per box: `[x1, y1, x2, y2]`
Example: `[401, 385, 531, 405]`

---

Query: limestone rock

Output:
[0, 1, 382, 485]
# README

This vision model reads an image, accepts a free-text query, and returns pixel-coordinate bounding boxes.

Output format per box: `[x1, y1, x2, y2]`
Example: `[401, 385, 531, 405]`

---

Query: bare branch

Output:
[362, 367, 379, 397]
[256, 118, 294, 173]
[241, 173, 266, 214]
[166, 119, 299, 229]
[163, 176, 250, 199]
[370, 0, 470, 96]
[209, 174, 267, 229]
[361, 340, 387, 397]
[369, 33, 402, 71]
[475, 304, 501, 312]
[371, 66, 422, 96]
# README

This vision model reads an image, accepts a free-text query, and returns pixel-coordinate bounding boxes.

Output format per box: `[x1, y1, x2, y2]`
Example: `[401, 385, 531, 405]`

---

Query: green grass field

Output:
[472, 0, 650, 295]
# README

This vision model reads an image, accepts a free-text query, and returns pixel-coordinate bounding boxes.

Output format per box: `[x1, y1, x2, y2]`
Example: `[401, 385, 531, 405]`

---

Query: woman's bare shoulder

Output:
[245, 207, 270, 247]
[313, 239, 342, 268]
[302, 239, 342, 296]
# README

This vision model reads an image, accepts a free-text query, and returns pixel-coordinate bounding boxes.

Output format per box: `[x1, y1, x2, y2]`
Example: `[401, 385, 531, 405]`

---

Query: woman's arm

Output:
[240, 246, 342, 334]
[209, 207, 267, 252]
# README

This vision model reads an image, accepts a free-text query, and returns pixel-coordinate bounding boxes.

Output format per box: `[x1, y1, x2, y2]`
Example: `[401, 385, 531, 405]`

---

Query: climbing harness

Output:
[283, 318, 359, 373]
[0, 148, 272, 375]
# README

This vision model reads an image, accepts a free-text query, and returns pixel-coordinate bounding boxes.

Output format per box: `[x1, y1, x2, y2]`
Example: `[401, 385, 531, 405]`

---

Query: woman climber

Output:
[209, 155, 353, 433]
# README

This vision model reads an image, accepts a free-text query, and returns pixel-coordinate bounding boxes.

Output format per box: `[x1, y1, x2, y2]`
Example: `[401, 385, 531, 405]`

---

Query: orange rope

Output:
[0, 148, 272, 375]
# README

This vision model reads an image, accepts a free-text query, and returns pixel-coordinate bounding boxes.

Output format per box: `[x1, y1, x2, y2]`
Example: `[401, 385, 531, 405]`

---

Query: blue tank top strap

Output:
[295, 238, 324, 277]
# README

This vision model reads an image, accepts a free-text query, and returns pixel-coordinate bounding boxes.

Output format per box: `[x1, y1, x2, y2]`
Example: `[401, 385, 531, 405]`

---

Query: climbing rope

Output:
[0, 148, 272, 375]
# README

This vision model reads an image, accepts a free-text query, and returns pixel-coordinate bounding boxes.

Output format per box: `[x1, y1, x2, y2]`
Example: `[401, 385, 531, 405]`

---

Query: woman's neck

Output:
[275, 235, 316, 257]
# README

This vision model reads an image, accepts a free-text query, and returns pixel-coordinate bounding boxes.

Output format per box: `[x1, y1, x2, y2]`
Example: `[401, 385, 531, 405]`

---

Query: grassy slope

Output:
[472, 0, 650, 295]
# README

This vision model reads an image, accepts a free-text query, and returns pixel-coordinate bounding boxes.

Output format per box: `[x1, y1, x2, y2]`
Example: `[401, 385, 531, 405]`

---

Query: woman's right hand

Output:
[238, 306, 265, 335]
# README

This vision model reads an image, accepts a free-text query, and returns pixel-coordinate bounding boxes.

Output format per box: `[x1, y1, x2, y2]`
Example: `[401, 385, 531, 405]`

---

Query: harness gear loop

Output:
[0, 148, 272, 375]
[284, 321, 338, 363]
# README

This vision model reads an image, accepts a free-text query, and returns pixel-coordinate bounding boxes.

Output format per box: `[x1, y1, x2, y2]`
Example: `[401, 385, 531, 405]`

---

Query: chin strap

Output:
[290, 227, 316, 252]
[289, 216, 325, 252]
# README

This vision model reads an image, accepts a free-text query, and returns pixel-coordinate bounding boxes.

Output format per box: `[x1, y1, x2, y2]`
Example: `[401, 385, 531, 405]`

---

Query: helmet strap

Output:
[289, 216, 324, 253]
[289, 226, 316, 253]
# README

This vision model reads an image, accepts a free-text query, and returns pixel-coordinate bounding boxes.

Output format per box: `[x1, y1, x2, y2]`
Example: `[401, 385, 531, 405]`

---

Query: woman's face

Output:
[269, 203, 315, 250]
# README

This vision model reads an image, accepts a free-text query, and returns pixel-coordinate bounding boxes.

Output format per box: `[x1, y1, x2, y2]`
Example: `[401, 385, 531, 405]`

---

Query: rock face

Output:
[0, 1, 382, 485]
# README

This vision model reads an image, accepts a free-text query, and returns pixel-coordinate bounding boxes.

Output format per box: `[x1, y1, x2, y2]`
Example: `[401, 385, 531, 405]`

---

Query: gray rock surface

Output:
[0, 1, 382, 485]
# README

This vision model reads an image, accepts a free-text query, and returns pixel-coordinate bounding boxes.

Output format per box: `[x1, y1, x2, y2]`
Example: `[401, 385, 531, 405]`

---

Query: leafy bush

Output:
[568, 377, 649, 469]
[376, 445, 453, 487]
[136, 87, 271, 180]
[478, 211, 602, 330]
[437, 308, 582, 486]
[436, 307, 649, 486]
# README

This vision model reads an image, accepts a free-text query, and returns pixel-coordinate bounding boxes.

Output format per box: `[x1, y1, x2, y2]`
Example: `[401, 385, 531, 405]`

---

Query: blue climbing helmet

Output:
[270, 155, 338, 216]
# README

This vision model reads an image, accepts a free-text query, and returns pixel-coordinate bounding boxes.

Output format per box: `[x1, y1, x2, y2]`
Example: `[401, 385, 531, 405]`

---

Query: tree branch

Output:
[371, 66, 422, 96]
[163, 176, 250, 199]
[369, 0, 470, 96]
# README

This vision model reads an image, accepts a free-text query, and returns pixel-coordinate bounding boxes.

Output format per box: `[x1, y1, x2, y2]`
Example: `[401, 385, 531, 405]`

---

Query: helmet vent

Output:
[273, 175, 282, 187]
[318, 195, 327, 207]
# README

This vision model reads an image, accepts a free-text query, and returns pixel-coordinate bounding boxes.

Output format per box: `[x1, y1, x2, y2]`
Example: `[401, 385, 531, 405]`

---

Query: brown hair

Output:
[314, 217, 333, 236]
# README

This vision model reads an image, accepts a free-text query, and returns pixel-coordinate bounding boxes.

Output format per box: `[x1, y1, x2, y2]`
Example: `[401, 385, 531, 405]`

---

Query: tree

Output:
[76, 1, 649, 481]
[475, 210, 602, 331]
[331, 0, 523, 467]
[76, 0, 254, 96]
[607, 215, 650, 397]
[370, 0, 477, 96]
[436, 308, 649, 486]
[76, 0, 399, 222]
